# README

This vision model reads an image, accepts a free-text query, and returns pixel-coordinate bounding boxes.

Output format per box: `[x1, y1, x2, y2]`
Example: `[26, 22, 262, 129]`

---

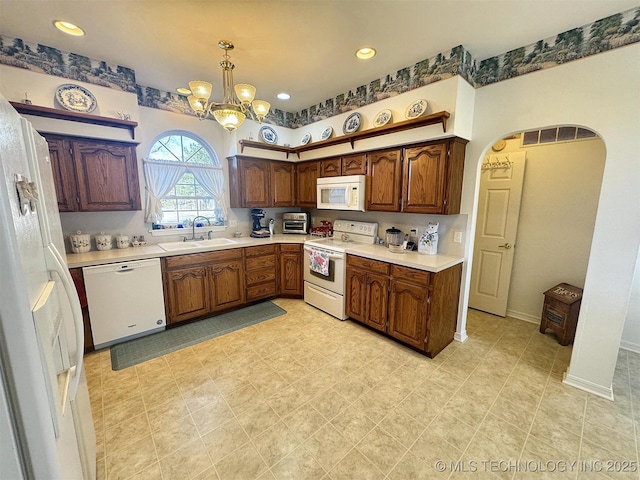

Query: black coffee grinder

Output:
[250, 209, 270, 238]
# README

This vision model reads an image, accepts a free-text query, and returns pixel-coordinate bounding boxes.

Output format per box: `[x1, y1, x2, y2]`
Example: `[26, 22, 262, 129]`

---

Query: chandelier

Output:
[186, 40, 270, 132]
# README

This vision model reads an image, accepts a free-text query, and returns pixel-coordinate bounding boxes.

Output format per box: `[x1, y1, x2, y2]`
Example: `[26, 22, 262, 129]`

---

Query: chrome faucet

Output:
[183, 216, 210, 241]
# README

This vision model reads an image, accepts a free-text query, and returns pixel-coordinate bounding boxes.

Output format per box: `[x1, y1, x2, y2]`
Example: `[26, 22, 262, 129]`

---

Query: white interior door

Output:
[470, 151, 526, 316]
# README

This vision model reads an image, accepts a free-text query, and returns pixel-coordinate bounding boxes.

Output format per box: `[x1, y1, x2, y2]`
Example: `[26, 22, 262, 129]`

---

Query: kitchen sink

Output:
[157, 238, 237, 251]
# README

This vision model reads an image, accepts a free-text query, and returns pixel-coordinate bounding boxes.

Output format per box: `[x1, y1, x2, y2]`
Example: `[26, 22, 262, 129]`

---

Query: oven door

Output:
[303, 246, 345, 293]
[283, 220, 307, 234]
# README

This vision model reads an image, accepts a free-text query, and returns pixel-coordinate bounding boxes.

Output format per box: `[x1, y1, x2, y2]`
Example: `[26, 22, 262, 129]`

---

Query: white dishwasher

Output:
[83, 258, 166, 349]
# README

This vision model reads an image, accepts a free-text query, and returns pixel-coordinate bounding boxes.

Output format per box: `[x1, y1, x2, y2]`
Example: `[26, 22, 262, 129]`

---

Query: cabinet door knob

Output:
[498, 243, 512, 249]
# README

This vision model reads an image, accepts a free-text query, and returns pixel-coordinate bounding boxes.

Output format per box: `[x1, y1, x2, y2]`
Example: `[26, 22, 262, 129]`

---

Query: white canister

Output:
[69, 231, 91, 254]
[115, 235, 129, 249]
[95, 232, 113, 251]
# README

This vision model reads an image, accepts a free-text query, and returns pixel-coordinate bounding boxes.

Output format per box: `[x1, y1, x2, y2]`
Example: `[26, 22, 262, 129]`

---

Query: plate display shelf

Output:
[9, 102, 139, 139]
[239, 110, 450, 159]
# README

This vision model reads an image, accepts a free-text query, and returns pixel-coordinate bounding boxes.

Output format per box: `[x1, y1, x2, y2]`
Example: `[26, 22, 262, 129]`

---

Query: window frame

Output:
[144, 130, 227, 236]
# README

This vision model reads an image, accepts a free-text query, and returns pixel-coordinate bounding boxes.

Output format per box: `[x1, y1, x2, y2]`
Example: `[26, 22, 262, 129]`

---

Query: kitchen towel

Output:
[309, 248, 330, 276]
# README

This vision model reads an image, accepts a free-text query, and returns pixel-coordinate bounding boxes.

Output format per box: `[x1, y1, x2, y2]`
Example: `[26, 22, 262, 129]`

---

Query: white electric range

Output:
[303, 220, 378, 319]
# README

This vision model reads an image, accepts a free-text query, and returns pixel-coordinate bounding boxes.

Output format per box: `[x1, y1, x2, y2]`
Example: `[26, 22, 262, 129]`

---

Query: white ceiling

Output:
[1, 0, 637, 112]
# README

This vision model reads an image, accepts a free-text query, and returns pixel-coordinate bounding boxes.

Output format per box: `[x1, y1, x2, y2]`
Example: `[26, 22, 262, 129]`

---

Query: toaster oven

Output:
[282, 212, 308, 234]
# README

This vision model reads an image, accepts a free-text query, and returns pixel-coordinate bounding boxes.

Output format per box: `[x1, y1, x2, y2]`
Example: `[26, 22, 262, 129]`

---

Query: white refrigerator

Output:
[0, 94, 96, 479]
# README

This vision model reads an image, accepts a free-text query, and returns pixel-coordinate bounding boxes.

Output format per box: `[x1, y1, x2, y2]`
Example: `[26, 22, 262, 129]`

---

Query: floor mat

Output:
[110, 301, 286, 370]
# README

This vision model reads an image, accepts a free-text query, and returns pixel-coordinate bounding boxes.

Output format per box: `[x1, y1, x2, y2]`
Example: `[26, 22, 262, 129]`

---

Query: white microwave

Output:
[317, 175, 366, 211]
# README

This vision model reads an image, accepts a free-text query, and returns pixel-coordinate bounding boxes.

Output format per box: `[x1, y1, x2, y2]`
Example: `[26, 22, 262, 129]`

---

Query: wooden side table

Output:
[540, 283, 583, 346]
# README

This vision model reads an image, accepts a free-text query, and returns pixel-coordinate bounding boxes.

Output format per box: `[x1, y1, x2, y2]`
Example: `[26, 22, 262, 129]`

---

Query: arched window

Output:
[143, 132, 227, 225]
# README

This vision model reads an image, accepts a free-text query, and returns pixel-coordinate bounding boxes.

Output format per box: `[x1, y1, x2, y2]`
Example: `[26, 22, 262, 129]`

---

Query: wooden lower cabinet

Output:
[346, 255, 462, 357]
[209, 259, 245, 312]
[388, 266, 430, 350]
[345, 256, 390, 332]
[162, 248, 244, 325]
[278, 244, 303, 297]
[165, 266, 210, 324]
[69, 267, 94, 353]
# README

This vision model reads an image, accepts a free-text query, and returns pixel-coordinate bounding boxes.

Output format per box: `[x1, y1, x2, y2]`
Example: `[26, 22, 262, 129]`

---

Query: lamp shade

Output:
[187, 95, 206, 115]
[213, 108, 246, 132]
[234, 84, 256, 104]
[251, 100, 271, 121]
[188, 81, 212, 101]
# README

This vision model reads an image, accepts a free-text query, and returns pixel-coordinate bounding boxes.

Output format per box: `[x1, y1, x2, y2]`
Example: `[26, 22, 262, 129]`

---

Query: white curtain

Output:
[143, 160, 186, 222]
[191, 166, 228, 219]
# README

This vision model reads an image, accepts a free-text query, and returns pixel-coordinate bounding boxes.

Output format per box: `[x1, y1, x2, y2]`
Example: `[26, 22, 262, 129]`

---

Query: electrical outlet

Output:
[229, 219, 237, 228]
[454, 231, 463, 243]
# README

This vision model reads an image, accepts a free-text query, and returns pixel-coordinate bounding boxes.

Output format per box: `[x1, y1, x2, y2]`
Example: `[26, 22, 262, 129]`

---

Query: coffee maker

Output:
[250, 209, 271, 238]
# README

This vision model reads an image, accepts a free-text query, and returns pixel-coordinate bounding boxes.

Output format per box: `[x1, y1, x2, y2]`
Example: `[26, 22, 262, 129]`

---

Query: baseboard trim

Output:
[506, 309, 540, 324]
[620, 340, 640, 354]
[563, 371, 614, 400]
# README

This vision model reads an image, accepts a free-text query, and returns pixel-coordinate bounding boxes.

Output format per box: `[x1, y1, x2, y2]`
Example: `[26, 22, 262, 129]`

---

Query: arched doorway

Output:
[468, 126, 605, 335]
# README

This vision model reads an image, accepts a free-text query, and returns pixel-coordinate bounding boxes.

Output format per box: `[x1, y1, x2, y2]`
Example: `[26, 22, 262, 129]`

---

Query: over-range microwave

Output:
[317, 175, 366, 211]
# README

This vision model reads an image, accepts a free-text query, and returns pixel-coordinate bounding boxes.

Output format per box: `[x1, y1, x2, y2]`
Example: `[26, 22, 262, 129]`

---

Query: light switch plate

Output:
[454, 231, 463, 243]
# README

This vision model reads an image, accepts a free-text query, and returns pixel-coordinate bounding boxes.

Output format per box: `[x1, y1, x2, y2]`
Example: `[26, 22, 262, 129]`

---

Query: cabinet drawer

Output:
[246, 269, 276, 286]
[247, 282, 277, 301]
[346, 255, 389, 274]
[279, 243, 302, 253]
[245, 244, 276, 257]
[543, 296, 571, 317]
[246, 255, 276, 271]
[391, 265, 430, 285]
[163, 248, 242, 269]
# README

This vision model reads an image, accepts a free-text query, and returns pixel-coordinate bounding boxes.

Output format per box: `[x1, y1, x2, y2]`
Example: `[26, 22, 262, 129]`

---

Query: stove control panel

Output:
[333, 220, 378, 239]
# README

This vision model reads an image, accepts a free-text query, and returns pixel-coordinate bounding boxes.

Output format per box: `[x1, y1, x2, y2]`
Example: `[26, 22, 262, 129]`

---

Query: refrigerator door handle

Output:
[44, 243, 85, 400]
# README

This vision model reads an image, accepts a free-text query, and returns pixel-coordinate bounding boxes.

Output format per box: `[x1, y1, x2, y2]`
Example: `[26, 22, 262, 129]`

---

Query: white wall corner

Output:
[452, 77, 475, 141]
[563, 370, 614, 401]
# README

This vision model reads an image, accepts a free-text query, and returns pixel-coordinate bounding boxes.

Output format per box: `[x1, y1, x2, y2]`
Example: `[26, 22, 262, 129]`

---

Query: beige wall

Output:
[482, 136, 606, 322]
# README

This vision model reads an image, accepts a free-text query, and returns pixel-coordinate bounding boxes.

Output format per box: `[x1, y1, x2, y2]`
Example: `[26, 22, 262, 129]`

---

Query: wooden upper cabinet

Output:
[366, 148, 402, 212]
[402, 143, 447, 214]
[228, 156, 295, 208]
[320, 154, 366, 178]
[46, 136, 78, 212]
[72, 140, 141, 211]
[296, 161, 319, 208]
[270, 161, 296, 207]
[402, 138, 467, 214]
[44, 134, 141, 212]
[241, 159, 271, 207]
[320, 157, 341, 177]
[341, 153, 367, 175]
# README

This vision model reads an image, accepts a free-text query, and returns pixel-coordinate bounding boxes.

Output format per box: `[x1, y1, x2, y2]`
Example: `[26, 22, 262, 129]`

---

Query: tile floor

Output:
[86, 300, 640, 480]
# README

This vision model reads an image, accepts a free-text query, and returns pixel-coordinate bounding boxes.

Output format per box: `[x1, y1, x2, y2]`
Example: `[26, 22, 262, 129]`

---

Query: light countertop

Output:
[67, 234, 463, 273]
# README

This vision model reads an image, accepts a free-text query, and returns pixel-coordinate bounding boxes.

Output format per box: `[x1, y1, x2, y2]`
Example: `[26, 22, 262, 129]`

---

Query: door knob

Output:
[498, 243, 512, 249]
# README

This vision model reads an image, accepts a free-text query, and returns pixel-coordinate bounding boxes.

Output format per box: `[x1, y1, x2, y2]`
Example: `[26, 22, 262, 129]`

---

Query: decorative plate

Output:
[320, 126, 333, 140]
[259, 125, 278, 144]
[373, 109, 392, 127]
[342, 112, 362, 134]
[55, 84, 97, 113]
[301, 133, 311, 145]
[405, 99, 428, 119]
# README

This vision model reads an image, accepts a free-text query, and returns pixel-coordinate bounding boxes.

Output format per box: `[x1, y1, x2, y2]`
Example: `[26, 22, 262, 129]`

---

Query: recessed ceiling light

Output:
[53, 20, 85, 36]
[176, 87, 191, 95]
[356, 47, 376, 59]
[277, 93, 291, 100]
